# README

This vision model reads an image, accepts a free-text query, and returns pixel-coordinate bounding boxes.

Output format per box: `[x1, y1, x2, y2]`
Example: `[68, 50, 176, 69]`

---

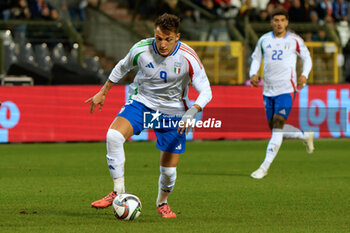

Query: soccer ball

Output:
[112, 193, 142, 221]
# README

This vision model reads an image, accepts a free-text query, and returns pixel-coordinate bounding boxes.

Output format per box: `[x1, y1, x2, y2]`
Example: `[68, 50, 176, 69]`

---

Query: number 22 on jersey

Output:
[272, 50, 283, 60]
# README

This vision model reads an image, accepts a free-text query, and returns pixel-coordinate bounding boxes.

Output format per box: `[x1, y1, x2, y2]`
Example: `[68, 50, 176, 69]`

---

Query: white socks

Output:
[106, 129, 126, 194]
[281, 124, 305, 139]
[156, 166, 177, 206]
[260, 128, 283, 171]
[259, 125, 306, 172]
[113, 177, 125, 194]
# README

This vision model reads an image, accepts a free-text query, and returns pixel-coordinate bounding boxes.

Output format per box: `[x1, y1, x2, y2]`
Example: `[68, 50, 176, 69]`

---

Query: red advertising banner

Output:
[0, 84, 349, 143]
[0, 86, 125, 142]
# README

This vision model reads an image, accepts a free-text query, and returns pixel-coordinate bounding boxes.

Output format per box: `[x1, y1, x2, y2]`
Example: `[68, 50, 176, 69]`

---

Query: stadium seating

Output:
[51, 62, 100, 85]
[84, 56, 100, 73]
[19, 42, 36, 65]
[3, 42, 18, 73]
[0, 25, 102, 85]
[52, 43, 68, 64]
[7, 62, 51, 85]
[34, 43, 52, 71]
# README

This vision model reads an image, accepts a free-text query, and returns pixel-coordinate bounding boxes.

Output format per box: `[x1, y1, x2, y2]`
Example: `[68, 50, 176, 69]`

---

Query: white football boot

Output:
[250, 167, 268, 179]
[303, 131, 314, 154]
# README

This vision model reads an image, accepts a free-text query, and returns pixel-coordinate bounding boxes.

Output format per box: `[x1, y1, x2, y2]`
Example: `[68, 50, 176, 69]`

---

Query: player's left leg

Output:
[156, 151, 179, 218]
[281, 124, 314, 153]
[282, 124, 304, 139]
[154, 126, 185, 218]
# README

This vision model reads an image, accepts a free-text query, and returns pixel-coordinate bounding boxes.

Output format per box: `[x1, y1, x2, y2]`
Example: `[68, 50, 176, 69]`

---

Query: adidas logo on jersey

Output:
[267, 44, 272, 48]
[145, 62, 154, 68]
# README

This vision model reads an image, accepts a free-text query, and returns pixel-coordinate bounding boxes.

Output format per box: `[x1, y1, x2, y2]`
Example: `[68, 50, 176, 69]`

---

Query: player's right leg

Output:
[91, 117, 133, 208]
[92, 100, 146, 208]
[251, 95, 287, 179]
[251, 120, 284, 179]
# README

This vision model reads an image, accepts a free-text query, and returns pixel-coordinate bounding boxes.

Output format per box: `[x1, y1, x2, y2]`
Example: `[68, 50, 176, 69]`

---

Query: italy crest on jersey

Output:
[174, 62, 181, 74]
[285, 43, 290, 50]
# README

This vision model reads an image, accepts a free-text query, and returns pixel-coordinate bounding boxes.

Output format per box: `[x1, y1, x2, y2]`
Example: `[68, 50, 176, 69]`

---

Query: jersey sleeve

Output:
[295, 37, 312, 78]
[249, 37, 264, 78]
[185, 54, 212, 109]
[108, 42, 144, 83]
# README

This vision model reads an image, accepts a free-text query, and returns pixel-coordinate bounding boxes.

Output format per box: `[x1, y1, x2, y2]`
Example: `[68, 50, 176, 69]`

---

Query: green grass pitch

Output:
[1, 139, 349, 233]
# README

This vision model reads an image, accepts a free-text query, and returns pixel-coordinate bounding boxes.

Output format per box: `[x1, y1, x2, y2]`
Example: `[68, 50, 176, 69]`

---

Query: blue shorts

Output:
[263, 93, 294, 121]
[117, 100, 186, 153]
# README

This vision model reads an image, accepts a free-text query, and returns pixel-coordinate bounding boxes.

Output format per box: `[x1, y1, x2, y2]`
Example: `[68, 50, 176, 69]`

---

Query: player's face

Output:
[271, 15, 288, 37]
[155, 26, 180, 57]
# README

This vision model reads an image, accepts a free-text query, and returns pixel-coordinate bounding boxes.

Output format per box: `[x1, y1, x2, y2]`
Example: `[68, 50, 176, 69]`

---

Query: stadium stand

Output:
[1, 0, 350, 84]
[34, 43, 52, 71]
[0, 2, 101, 85]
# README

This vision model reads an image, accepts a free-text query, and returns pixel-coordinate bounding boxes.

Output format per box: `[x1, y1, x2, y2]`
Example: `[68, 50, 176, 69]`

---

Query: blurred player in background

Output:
[249, 8, 314, 179]
[86, 13, 212, 218]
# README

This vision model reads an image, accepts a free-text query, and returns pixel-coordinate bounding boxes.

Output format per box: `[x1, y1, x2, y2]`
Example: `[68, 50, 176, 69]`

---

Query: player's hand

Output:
[297, 75, 307, 90]
[85, 92, 106, 113]
[177, 106, 199, 135]
[250, 74, 259, 87]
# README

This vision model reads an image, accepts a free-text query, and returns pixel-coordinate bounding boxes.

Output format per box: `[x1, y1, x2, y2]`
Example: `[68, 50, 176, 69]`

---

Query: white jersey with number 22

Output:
[249, 31, 312, 96]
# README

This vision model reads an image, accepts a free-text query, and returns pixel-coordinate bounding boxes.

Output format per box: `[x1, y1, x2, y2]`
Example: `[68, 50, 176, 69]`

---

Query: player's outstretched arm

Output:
[85, 80, 116, 113]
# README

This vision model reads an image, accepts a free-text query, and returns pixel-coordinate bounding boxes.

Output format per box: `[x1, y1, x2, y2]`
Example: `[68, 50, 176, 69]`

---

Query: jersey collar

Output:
[271, 31, 289, 39]
[152, 39, 159, 55]
[169, 41, 181, 56]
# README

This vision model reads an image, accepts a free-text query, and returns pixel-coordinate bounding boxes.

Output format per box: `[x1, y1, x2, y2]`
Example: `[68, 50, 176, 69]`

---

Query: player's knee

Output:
[160, 166, 176, 189]
[160, 166, 176, 179]
[107, 129, 125, 147]
[272, 115, 286, 129]
[106, 129, 126, 164]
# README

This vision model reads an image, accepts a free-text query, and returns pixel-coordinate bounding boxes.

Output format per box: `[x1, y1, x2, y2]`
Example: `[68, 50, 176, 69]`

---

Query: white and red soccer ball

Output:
[112, 193, 142, 221]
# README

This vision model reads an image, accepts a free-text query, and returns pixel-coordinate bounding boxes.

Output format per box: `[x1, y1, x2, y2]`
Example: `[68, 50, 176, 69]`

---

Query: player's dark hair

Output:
[155, 13, 180, 34]
[271, 8, 289, 20]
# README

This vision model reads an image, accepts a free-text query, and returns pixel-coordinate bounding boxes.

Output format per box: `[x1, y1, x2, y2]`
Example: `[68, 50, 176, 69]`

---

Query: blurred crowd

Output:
[2, 0, 349, 25]
[125, 0, 349, 24]
[0, 0, 88, 22]
[126, 0, 350, 45]
[2, 0, 350, 45]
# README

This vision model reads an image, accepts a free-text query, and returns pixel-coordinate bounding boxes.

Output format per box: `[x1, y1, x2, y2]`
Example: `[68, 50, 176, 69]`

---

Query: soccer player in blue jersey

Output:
[86, 13, 212, 217]
[249, 8, 314, 179]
